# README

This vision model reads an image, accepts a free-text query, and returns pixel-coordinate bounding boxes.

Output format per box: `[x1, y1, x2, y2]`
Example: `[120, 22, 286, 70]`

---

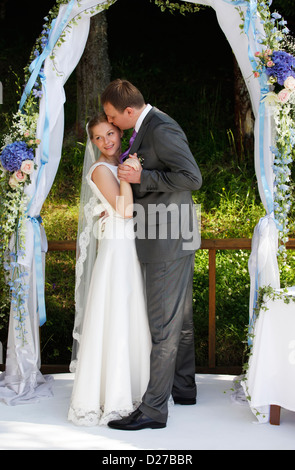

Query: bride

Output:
[68, 113, 151, 426]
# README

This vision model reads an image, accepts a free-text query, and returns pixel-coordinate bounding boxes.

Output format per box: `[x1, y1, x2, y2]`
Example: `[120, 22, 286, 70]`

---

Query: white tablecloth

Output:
[243, 289, 295, 423]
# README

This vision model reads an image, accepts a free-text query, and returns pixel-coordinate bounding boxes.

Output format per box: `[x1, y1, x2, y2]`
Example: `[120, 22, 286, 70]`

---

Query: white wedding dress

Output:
[68, 162, 151, 426]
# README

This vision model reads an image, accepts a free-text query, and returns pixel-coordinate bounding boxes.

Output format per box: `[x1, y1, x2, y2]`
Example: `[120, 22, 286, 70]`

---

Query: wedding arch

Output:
[0, 0, 293, 404]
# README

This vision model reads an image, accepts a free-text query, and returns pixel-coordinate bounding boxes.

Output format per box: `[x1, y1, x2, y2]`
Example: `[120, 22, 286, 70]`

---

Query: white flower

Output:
[2, 133, 13, 149]
[9, 174, 19, 188]
[263, 91, 279, 106]
[284, 76, 295, 91]
[21, 159, 34, 175]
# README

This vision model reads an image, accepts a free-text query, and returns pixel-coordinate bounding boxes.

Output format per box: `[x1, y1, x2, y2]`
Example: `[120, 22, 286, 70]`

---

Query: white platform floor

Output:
[1, 373, 295, 451]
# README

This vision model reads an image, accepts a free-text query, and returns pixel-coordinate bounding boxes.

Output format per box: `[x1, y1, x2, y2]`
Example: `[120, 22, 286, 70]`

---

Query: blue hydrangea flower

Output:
[0, 141, 34, 172]
[265, 50, 295, 85]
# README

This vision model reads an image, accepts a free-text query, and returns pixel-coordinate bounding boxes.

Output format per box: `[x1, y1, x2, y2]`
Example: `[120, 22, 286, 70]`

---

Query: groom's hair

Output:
[101, 79, 145, 112]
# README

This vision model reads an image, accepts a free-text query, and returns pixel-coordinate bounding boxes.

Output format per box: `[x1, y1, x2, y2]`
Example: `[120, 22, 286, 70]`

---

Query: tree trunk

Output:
[76, 12, 111, 140]
[0, 0, 7, 19]
[233, 56, 254, 162]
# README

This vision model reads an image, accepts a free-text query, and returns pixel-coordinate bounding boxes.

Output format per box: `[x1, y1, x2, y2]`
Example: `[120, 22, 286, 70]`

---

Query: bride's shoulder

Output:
[90, 160, 104, 170]
[88, 161, 116, 183]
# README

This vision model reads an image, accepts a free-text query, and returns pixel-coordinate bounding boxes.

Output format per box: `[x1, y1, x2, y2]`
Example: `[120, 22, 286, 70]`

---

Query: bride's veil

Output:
[70, 124, 102, 372]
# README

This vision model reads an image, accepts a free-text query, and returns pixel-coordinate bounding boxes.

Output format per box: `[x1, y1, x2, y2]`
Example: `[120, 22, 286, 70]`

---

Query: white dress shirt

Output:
[135, 104, 152, 133]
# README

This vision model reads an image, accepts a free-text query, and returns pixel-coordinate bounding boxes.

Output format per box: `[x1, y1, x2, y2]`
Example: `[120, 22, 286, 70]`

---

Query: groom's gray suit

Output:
[129, 107, 202, 424]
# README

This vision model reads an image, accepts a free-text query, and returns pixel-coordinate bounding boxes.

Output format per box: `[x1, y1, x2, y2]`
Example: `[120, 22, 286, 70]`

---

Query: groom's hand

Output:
[118, 164, 141, 183]
[118, 155, 142, 184]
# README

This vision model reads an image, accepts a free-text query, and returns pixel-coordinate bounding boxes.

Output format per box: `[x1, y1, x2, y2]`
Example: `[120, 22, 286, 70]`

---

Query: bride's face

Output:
[91, 122, 122, 158]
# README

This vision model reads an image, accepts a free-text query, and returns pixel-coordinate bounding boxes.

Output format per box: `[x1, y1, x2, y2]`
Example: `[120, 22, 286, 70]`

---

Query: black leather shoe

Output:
[107, 408, 166, 431]
[173, 396, 196, 405]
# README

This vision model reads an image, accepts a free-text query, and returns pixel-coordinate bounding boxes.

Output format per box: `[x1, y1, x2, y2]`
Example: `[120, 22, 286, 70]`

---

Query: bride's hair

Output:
[87, 112, 108, 139]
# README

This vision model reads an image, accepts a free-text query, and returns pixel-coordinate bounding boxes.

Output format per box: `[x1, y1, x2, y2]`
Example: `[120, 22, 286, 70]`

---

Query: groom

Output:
[102, 79, 202, 430]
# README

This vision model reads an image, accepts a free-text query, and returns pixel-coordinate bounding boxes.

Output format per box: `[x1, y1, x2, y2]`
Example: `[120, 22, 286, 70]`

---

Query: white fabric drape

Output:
[0, 0, 114, 405]
[241, 290, 295, 424]
[188, 0, 280, 315]
[188, 0, 280, 421]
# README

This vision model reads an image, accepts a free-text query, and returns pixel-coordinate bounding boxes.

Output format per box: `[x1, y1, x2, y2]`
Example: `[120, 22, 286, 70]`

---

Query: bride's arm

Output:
[116, 155, 142, 217]
[91, 165, 133, 219]
[117, 180, 134, 218]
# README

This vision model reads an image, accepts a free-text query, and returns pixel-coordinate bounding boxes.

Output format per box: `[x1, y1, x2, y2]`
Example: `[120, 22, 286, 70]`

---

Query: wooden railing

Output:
[47, 238, 295, 374]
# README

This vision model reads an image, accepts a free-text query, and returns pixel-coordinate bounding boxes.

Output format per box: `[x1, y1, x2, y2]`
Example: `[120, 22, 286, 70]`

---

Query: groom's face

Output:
[104, 103, 133, 131]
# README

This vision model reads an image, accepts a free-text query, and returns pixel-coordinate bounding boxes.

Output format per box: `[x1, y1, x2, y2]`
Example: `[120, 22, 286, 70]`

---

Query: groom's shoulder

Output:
[149, 107, 179, 128]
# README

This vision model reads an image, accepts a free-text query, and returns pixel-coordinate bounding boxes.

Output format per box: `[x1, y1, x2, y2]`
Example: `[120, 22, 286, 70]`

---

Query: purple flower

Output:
[0, 141, 34, 172]
[32, 89, 43, 98]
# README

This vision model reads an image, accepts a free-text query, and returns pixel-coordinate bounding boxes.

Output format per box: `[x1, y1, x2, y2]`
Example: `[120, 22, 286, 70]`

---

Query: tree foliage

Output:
[272, 0, 295, 19]
[152, 0, 202, 15]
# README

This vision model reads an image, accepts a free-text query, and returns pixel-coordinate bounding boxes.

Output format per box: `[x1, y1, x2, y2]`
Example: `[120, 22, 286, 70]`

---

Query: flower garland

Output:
[0, 0, 65, 251]
[0, 5, 64, 344]
[153, 0, 201, 14]
[236, 1, 295, 261]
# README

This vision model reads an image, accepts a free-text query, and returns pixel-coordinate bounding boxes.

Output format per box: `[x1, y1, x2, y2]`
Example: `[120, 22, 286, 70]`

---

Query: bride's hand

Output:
[118, 154, 142, 184]
[123, 153, 141, 171]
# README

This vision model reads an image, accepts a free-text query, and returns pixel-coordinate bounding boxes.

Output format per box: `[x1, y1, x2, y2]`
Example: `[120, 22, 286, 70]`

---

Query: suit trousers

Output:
[139, 253, 196, 423]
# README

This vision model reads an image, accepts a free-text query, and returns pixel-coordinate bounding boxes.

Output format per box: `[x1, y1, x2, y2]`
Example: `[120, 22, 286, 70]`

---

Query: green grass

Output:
[42, 252, 76, 364]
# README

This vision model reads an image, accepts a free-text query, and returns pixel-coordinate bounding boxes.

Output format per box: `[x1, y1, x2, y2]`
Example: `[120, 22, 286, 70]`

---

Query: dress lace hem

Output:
[68, 401, 141, 426]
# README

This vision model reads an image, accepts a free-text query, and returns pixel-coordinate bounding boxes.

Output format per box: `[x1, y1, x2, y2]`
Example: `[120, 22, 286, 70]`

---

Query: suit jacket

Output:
[129, 107, 202, 263]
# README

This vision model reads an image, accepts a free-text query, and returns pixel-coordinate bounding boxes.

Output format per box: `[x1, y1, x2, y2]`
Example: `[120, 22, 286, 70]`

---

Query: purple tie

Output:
[119, 129, 137, 163]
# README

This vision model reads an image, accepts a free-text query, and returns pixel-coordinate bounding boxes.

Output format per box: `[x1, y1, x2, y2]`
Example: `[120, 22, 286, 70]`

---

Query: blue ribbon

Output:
[19, 0, 76, 111]
[222, 1, 275, 330]
[248, 76, 275, 339]
[223, 0, 258, 69]
[39, 71, 50, 165]
[22, 0, 76, 326]
[222, 1, 273, 214]
[24, 0, 76, 212]
[258, 74, 274, 215]
[28, 216, 46, 326]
